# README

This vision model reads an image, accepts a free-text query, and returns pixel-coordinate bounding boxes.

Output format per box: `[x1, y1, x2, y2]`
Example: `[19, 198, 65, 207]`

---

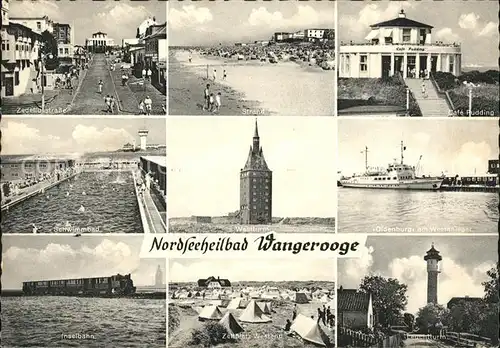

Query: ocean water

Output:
[1, 296, 166, 348]
[338, 189, 498, 233]
[1, 171, 143, 233]
[176, 51, 335, 116]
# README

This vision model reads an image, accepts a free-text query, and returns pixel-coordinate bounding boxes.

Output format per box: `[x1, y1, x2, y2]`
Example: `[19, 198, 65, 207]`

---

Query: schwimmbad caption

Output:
[140, 233, 367, 259]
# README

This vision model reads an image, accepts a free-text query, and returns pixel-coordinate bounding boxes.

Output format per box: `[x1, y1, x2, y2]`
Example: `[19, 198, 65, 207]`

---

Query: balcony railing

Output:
[340, 41, 460, 47]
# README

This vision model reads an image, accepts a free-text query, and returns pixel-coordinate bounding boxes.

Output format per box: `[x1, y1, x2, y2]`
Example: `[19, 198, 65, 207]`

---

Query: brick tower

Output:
[424, 243, 442, 304]
[239, 120, 272, 224]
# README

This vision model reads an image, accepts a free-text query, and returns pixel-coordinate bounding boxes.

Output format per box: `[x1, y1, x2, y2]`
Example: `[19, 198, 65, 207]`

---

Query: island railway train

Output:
[22, 274, 136, 296]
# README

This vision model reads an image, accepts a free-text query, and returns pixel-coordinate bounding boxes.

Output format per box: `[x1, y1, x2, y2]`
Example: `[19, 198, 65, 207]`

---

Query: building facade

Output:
[337, 288, 374, 330]
[197, 276, 231, 288]
[339, 10, 462, 79]
[239, 120, 272, 224]
[9, 15, 53, 34]
[0, 156, 75, 182]
[85, 32, 114, 53]
[1, 2, 42, 98]
[488, 159, 499, 174]
[424, 244, 442, 304]
[53, 23, 71, 44]
[144, 23, 166, 90]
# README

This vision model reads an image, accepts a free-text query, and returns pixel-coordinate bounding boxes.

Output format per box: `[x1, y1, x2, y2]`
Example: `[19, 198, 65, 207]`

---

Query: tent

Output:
[227, 298, 245, 310]
[295, 292, 310, 304]
[257, 301, 272, 315]
[219, 312, 244, 336]
[198, 305, 223, 321]
[239, 300, 272, 323]
[290, 314, 327, 347]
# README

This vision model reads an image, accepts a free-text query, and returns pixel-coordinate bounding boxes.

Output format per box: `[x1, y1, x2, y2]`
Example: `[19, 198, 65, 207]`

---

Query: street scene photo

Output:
[338, 118, 498, 234]
[1, 117, 167, 233]
[1, 235, 166, 348]
[168, 2, 335, 116]
[337, 235, 498, 347]
[167, 117, 336, 233]
[337, 1, 499, 117]
[169, 258, 336, 348]
[1, 0, 166, 115]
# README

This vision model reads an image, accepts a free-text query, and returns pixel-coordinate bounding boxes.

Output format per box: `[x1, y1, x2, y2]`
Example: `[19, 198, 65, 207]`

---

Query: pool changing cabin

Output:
[338, 10, 461, 79]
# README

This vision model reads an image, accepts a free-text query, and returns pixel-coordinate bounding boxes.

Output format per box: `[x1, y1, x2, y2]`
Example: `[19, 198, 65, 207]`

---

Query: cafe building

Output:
[339, 10, 462, 79]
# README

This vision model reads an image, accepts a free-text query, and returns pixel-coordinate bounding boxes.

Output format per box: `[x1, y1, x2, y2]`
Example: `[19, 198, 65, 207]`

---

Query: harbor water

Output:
[176, 50, 335, 116]
[338, 189, 499, 233]
[1, 171, 142, 233]
[1, 296, 166, 348]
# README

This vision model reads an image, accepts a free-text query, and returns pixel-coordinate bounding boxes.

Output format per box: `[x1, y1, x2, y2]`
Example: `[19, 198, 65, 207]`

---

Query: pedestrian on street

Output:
[110, 96, 116, 113]
[142, 68, 146, 80]
[121, 73, 128, 86]
[104, 95, 112, 113]
[138, 100, 145, 115]
[144, 96, 152, 115]
[98, 79, 104, 94]
[147, 68, 152, 81]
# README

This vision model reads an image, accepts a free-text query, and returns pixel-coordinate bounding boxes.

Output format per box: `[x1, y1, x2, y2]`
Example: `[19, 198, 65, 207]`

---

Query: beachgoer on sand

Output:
[203, 84, 210, 110]
[223, 69, 227, 80]
[213, 68, 217, 81]
[214, 92, 221, 113]
[208, 93, 215, 112]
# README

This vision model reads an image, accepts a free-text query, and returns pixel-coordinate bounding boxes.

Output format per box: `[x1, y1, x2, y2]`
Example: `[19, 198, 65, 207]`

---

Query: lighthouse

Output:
[424, 243, 442, 304]
[138, 129, 149, 151]
[155, 265, 163, 287]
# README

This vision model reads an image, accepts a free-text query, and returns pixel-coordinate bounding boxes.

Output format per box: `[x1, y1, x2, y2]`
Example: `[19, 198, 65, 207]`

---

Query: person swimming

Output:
[82, 191, 86, 195]
[78, 205, 85, 213]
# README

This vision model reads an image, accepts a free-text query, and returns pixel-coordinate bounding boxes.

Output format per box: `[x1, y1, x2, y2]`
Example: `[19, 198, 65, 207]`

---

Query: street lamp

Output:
[467, 84, 473, 118]
[40, 52, 53, 113]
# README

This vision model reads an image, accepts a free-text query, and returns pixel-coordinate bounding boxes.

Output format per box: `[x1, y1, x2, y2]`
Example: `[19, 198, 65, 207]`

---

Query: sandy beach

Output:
[169, 50, 335, 116]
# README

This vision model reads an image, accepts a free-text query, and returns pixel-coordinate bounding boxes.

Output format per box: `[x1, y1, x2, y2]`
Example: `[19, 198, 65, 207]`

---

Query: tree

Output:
[482, 262, 499, 304]
[359, 275, 408, 327]
[40, 30, 59, 70]
[403, 313, 415, 331]
[416, 303, 449, 334]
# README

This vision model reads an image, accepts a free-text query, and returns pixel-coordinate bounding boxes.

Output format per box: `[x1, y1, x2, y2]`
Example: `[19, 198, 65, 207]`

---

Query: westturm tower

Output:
[424, 244, 442, 304]
[239, 120, 272, 224]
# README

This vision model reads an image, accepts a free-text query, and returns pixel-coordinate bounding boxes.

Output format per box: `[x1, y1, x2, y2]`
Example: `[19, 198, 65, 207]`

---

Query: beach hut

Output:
[198, 305, 223, 321]
[239, 300, 272, 323]
[219, 312, 244, 336]
[290, 314, 327, 347]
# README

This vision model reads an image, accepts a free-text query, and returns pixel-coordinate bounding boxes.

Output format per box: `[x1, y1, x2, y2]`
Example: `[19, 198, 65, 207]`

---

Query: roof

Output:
[242, 121, 271, 172]
[424, 244, 442, 261]
[140, 156, 166, 168]
[197, 276, 231, 287]
[145, 25, 166, 41]
[8, 22, 43, 37]
[371, 11, 433, 29]
[337, 289, 371, 312]
[447, 297, 483, 309]
[93, 31, 107, 35]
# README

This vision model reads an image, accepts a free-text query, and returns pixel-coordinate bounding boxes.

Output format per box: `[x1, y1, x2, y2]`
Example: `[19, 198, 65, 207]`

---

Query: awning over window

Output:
[364, 30, 379, 40]
[382, 28, 393, 37]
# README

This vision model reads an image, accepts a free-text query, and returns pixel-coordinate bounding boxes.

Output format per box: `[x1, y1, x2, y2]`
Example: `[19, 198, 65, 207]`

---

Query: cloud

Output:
[435, 28, 461, 43]
[478, 22, 496, 37]
[389, 256, 494, 313]
[247, 5, 333, 29]
[458, 13, 480, 30]
[1, 121, 70, 154]
[169, 5, 213, 30]
[170, 259, 335, 283]
[71, 125, 134, 152]
[2, 239, 161, 289]
[9, 0, 62, 21]
[452, 141, 493, 175]
[339, 3, 414, 40]
[340, 245, 374, 285]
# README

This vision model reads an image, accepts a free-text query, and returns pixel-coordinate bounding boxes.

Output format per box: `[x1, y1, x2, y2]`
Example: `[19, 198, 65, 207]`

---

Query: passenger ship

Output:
[340, 142, 443, 191]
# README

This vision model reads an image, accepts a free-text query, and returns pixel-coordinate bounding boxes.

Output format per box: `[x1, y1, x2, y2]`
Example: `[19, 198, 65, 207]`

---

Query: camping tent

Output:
[257, 301, 272, 315]
[219, 312, 244, 336]
[239, 300, 272, 323]
[290, 314, 327, 346]
[295, 292, 310, 304]
[198, 305, 223, 321]
[227, 298, 244, 310]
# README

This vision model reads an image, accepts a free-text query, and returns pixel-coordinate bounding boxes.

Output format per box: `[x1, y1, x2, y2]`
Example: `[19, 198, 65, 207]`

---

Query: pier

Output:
[439, 185, 498, 193]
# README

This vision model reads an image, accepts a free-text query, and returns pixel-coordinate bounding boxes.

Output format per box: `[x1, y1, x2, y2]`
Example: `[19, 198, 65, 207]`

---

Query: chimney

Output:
[339, 286, 343, 291]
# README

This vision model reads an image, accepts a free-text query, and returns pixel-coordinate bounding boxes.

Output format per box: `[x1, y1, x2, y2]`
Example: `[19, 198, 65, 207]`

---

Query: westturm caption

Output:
[148, 233, 360, 256]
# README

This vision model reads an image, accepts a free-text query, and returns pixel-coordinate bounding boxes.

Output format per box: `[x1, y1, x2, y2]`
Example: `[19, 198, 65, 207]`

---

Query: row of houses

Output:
[122, 17, 166, 93]
[273, 28, 335, 43]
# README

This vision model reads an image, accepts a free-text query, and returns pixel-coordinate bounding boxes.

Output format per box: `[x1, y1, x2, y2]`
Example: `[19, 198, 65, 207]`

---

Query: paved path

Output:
[142, 190, 167, 233]
[67, 54, 118, 115]
[405, 338, 454, 347]
[406, 78, 451, 117]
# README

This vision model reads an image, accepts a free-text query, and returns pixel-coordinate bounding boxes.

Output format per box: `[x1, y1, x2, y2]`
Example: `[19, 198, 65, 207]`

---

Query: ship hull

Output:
[340, 179, 442, 190]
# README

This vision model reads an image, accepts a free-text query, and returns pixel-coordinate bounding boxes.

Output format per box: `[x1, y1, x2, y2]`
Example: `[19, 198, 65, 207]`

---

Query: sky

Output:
[169, 258, 336, 283]
[166, 116, 337, 218]
[9, 0, 166, 46]
[168, 1, 335, 46]
[2, 235, 165, 289]
[338, 235, 497, 314]
[338, 1, 499, 67]
[1, 117, 166, 155]
[338, 119, 497, 177]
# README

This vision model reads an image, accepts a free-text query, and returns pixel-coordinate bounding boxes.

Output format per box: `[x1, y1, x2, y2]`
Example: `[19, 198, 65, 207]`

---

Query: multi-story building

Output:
[144, 22, 166, 90]
[1, 0, 42, 97]
[85, 32, 114, 53]
[53, 23, 71, 44]
[239, 120, 273, 224]
[9, 15, 53, 34]
[339, 9, 462, 79]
